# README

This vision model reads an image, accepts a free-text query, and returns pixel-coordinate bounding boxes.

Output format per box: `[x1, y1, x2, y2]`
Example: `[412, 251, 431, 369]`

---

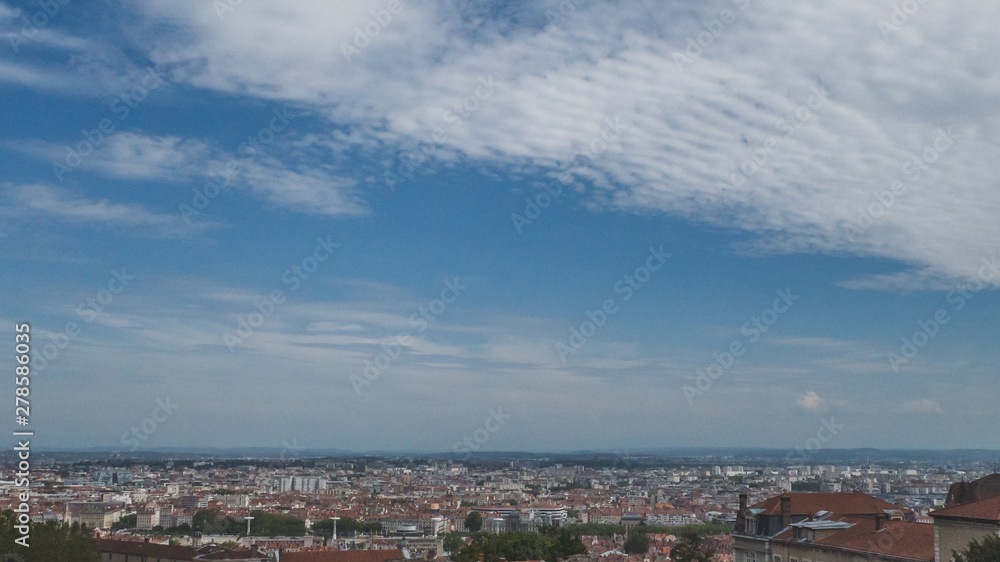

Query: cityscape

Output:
[2, 0, 999, 561]
[3, 450, 1000, 560]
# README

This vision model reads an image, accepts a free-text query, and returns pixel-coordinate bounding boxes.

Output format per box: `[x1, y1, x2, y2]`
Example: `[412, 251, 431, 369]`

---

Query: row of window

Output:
[742, 554, 828, 562]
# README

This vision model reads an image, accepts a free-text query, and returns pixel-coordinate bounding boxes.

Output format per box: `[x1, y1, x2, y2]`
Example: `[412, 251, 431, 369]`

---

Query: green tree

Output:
[111, 513, 137, 531]
[671, 531, 715, 562]
[562, 522, 730, 539]
[193, 510, 221, 534]
[549, 527, 587, 560]
[192, 510, 242, 536]
[465, 512, 483, 533]
[247, 511, 306, 536]
[624, 530, 649, 554]
[314, 517, 370, 538]
[443, 532, 467, 553]
[452, 530, 585, 562]
[954, 534, 1000, 562]
[0, 511, 99, 562]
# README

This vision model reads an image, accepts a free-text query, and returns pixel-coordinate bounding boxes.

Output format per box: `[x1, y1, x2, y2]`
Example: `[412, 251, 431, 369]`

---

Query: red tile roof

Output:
[773, 517, 933, 561]
[95, 538, 264, 560]
[751, 492, 903, 517]
[930, 494, 1000, 522]
[282, 549, 405, 562]
[96, 539, 201, 560]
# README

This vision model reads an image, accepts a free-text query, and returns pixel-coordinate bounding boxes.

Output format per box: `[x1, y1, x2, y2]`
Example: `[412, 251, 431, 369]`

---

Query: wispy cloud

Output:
[1, 183, 217, 237]
[900, 399, 943, 415]
[127, 0, 1000, 289]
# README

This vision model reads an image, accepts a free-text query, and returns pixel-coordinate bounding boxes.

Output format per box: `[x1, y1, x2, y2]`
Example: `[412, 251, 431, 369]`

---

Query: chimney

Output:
[875, 513, 885, 531]
[780, 495, 792, 528]
[737, 493, 749, 534]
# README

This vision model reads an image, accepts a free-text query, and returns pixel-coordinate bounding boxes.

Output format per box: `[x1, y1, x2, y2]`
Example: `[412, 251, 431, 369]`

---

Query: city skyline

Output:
[1, 0, 998, 452]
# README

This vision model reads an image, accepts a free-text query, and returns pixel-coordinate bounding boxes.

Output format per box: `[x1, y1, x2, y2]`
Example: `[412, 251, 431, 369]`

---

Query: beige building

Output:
[65, 501, 124, 529]
[136, 506, 160, 530]
[929, 494, 1000, 562]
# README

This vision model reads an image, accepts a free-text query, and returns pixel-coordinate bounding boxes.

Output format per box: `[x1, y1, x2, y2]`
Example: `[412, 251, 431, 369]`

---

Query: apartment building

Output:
[930, 494, 1000, 562]
[65, 501, 124, 529]
[732, 492, 930, 561]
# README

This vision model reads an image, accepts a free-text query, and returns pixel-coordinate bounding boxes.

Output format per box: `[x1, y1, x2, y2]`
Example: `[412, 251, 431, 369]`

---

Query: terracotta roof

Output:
[282, 549, 405, 562]
[96, 539, 201, 560]
[751, 493, 903, 517]
[773, 517, 933, 561]
[930, 494, 1000, 522]
[95, 539, 263, 560]
[945, 473, 1000, 507]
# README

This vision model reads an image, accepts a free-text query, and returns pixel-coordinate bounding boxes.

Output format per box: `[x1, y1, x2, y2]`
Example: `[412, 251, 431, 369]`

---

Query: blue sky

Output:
[1, 0, 998, 453]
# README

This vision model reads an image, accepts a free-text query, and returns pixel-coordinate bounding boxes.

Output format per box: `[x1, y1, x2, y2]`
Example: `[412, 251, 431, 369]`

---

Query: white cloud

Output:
[240, 159, 365, 216]
[132, 0, 1000, 289]
[900, 399, 943, 414]
[0, 5, 156, 96]
[10, 131, 364, 218]
[836, 269, 966, 292]
[796, 390, 827, 413]
[1, 183, 214, 237]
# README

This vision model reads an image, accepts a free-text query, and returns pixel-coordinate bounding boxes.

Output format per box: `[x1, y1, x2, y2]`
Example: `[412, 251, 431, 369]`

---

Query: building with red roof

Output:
[733, 492, 927, 561]
[930, 491, 1000, 562]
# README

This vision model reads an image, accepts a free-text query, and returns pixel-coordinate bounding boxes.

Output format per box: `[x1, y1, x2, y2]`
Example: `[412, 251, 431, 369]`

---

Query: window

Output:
[774, 557, 782, 562]
[743, 553, 757, 562]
